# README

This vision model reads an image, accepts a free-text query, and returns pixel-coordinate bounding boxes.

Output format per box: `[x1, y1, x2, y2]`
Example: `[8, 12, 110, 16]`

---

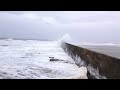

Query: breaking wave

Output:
[57, 33, 73, 46]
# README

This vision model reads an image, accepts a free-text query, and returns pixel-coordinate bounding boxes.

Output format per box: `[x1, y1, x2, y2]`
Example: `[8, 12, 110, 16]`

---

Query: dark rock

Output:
[50, 58, 64, 61]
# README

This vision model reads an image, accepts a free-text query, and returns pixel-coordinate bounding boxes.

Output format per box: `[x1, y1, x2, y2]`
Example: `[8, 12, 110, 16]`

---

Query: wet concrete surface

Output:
[61, 42, 120, 79]
[79, 45, 120, 59]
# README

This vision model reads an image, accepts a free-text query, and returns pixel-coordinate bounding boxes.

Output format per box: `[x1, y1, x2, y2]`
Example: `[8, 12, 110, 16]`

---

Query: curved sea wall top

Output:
[61, 42, 120, 79]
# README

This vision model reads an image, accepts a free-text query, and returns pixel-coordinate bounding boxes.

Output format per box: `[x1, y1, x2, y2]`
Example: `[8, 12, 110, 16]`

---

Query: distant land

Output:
[0, 37, 52, 41]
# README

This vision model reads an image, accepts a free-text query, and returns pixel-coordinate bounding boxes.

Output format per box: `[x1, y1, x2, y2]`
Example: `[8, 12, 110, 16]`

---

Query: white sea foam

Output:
[57, 33, 73, 46]
[0, 39, 87, 79]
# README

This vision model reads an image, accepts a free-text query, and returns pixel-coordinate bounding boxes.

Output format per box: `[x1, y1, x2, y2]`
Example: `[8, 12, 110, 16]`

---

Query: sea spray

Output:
[57, 33, 73, 47]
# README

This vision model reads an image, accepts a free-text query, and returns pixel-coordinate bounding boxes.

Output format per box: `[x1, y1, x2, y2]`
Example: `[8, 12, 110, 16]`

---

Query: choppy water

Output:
[0, 39, 87, 79]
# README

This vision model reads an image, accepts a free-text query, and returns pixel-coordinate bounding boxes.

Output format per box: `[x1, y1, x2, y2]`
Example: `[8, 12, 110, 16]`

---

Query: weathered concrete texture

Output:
[61, 42, 120, 79]
[79, 45, 120, 59]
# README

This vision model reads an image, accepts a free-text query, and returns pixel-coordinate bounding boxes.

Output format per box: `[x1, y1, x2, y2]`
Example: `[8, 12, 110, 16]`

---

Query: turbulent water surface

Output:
[0, 39, 87, 79]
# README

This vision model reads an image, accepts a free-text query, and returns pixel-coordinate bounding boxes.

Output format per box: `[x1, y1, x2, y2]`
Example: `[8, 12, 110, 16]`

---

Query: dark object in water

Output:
[49, 57, 74, 64]
[1, 45, 9, 47]
[50, 58, 64, 61]
[20, 57, 27, 58]
[49, 57, 64, 61]
[49, 56, 74, 65]
[49, 57, 54, 59]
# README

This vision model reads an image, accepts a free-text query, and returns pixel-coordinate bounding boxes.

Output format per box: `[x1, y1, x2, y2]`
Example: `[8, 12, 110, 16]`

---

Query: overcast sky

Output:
[0, 11, 120, 43]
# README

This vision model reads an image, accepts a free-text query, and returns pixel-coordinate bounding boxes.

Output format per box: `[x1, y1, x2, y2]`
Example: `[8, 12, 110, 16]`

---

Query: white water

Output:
[0, 39, 87, 79]
[58, 33, 73, 45]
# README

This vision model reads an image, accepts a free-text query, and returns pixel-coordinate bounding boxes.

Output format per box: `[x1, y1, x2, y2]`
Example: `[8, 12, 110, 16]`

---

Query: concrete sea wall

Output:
[61, 42, 120, 79]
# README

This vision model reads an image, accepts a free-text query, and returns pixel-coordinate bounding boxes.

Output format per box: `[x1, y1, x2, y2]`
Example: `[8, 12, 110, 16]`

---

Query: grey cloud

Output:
[4, 11, 120, 23]
[0, 11, 120, 43]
